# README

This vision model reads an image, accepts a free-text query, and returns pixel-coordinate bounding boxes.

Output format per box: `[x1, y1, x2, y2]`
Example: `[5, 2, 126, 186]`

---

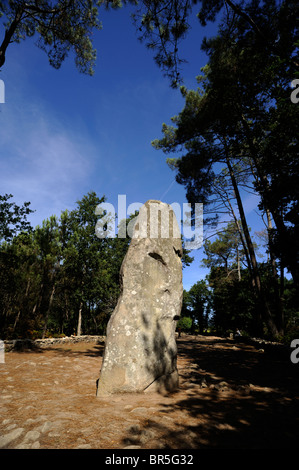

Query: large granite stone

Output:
[96, 200, 183, 395]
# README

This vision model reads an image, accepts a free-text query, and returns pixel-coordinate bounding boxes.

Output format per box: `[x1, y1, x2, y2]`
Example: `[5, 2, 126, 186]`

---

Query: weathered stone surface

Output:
[96, 200, 183, 396]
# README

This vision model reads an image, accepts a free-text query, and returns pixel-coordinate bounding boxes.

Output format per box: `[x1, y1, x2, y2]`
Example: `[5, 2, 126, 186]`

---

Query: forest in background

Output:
[0, 192, 130, 339]
[0, 0, 298, 343]
[151, 0, 299, 341]
[0, 191, 195, 340]
[0, 190, 298, 343]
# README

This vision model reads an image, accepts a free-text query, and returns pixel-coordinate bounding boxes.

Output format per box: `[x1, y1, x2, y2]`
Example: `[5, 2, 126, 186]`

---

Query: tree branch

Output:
[0, 8, 24, 67]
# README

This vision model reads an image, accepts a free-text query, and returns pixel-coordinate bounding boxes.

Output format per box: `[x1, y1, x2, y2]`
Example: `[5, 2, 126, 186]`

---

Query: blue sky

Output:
[0, 5, 266, 290]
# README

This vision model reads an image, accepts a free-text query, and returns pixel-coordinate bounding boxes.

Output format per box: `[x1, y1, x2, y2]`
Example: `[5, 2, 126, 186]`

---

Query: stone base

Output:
[144, 369, 179, 395]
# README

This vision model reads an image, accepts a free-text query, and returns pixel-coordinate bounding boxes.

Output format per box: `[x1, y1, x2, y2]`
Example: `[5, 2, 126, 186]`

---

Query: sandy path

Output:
[0, 335, 298, 449]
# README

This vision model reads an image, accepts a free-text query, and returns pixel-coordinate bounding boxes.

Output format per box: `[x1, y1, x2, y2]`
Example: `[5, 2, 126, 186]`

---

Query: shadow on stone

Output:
[96, 200, 183, 396]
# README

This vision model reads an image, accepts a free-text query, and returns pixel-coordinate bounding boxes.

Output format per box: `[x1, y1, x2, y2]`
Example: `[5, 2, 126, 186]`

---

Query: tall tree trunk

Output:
[266, 210, 284, 335]
[42, 284, 56, 339]
[241, 114, 299, 290]
[0, 8, 23, 67]
[13, 278, 31, 332]
[236, 247, 241, 281]
[77, 301, 83, 337]
[62, 290, 69, 335]
[225, 152, 279, 337]
[32, 282, 43, 320]
[77, 267, 86, 337]
[226, 196, 251, 281]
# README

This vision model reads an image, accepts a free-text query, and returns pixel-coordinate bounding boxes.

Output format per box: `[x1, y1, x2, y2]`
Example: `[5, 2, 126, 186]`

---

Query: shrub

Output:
[177, 316, 192, 332]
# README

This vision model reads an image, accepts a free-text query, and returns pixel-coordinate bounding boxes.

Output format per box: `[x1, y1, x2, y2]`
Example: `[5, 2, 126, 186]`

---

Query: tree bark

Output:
[236, 247, 241, 281]
[226, 196, 252, 280]
[42, 284, 56, 339]
[0, 9, 23, 67]
[225, 151, 279, 337]
[241, 114, 299, 290]
[77, 301, 83, 337]
[13, 278, 31, 332]
[266, 210, 284, 335]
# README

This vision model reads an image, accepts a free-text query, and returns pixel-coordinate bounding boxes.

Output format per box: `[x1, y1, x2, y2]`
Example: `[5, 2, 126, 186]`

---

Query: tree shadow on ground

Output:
[122, 336, 299, 449]
[177, 336, 296, 391]
[9, 341, 105, 357]
[41, 342, 105, 357]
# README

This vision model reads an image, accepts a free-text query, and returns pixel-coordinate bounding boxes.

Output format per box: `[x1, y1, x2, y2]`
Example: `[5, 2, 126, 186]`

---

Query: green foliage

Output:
[0, 191, 195, 339]
[1, 0, 298, 86]
[0, 191, 131, 339]
[208, 266, 257, 335]
[203, 233, 298, 338]
[177, 316, 192, 332]
[132, 0, 192, 86]
[0, 1, 110, 73]
[132, 0, 299, 86]
[182, 280, 211, 333]
[0, 191, 297, 341]
[0, 194, 34, 242]
[152, 0, 298, 338]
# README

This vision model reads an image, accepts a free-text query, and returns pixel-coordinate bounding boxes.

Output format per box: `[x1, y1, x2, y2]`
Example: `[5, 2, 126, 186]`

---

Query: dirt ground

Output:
[0, 334, 298, 449]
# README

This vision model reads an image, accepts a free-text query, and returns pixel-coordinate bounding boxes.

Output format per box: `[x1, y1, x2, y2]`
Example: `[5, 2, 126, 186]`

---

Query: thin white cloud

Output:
[0, 99, 95, 227]
[242, 191, 261, 214]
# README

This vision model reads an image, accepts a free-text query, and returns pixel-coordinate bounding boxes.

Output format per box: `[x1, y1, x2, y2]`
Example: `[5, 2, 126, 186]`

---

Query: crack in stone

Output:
[148, 252, 167, 266]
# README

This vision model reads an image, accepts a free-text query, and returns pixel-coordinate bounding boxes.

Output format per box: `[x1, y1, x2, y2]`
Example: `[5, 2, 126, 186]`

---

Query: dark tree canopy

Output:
[0, 193, 33, 242]
[1, 0, 297, 84]
[0, 0, 107, 73]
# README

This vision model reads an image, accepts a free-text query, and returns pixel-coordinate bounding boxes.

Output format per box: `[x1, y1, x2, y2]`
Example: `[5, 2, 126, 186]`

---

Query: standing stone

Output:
[96, 200, 183, 395]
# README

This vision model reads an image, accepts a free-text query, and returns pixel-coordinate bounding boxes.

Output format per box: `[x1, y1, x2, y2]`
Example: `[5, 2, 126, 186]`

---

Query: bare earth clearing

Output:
[0, 335, 298, 450]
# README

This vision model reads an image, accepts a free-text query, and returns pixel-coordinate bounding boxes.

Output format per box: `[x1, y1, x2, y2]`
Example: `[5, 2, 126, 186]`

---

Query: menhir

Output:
[96, 200, 183, 395]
